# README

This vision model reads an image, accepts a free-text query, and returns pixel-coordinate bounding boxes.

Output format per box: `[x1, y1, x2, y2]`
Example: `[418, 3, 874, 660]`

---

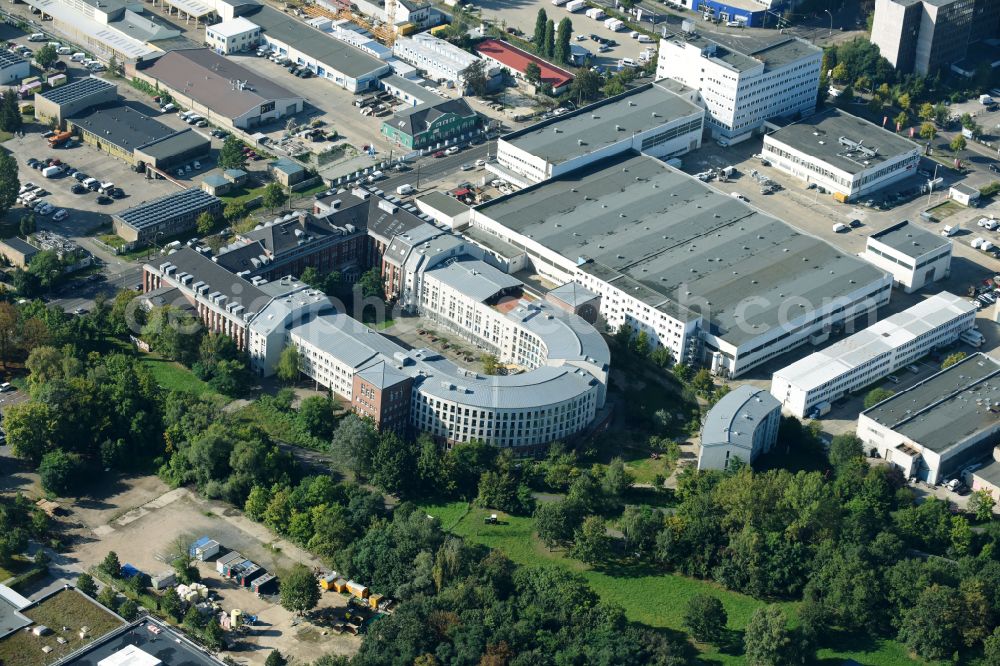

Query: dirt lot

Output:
[61, 483, 363, 664]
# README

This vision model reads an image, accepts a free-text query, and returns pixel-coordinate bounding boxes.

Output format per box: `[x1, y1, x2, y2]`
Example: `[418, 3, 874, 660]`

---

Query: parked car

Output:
[52, 209, 68, 221]
[96, 195, 112, 205]
[71, 183, 86, 194]
[110, 187, 125, 199]
[73, 171, 88, 182]
[433, 150, 445, 158]
[445, 146, 460, 156]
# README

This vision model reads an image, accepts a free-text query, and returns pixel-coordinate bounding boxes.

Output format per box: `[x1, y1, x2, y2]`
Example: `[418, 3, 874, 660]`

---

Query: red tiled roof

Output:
[474, 39, 574, 89]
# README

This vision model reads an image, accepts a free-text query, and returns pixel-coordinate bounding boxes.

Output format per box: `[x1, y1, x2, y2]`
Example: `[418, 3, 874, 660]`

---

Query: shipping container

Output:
[234, 562, 264, 586]
[151, 571, 176, 590]
[223, 558, 248, 578]
[46, 74, 67, 87]
[320, 573, 338, 590]
[215, 551, 243, 575]
[251, 573, 277, 596]
[368, 593, 383, 610]
[346, 580, 369, 599]
[190, 537, 220, 561]
[333, 577, 349, 593]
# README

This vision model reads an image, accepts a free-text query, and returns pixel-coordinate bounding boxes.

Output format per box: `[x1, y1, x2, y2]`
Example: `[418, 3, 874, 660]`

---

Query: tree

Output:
[602, 457, 633, 499]
[299, 396, 336, 440]
[984, 627, 1000, 665]
[919, 122, 937, 141]
[898, 585, 964, 661]
[276, 344, 300, 384]
[77, 573, 97, 597]
[893, 111, 908, 130]
[460, 59, 489, 97]
[543, 19, 555, 59]
[202, 618, 225, 651]
[265, 651, 287, 666]
[280, 564, 320, 615]
[950, 134, 967, 153]
[118, 598, 139, 620]
[620, 505, 662, 555]
[223, 200, 247, 223]
[897, 92, 911, 111]
[569, 68, 601, 105]
[744, 605, 804, 666]
[34, 44, 58, 69]
[196, 212, 215, 236]
[357, 267, 385, 300]
[480, 353, 499, 375]
[554, 18, 572, 64]
[831, 62, 848, 83]
[570, 516, 611, 564]
[918, 102, 935, 121]
[864, 387, 895, 409]
[218, 135, 247, 170]
[97, 585, 118, 610]
[0, 152, 19, 220]
[19, 213, 35, 238]
[0, 90, 22, 133]
[532, 8, 548, 53]
[534, 500, 579, 549]
[39, 450, 78, 495]
[828, 434, 863, 469]
[263, 182, 287, 212]
[160, 586, 182, 621]
[969, 489, 996, 521]
[942, 352, 966, 369]
[524, 62, 542, 84]
[100, 551, 122, 578]
[683, 594, 728, 644]
[0, 301, 18, 368]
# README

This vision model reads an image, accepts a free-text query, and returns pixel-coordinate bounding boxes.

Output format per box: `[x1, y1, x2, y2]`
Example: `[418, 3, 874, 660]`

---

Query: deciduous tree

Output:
[683, 594, 728, 644]
[280, 563, 320, 615]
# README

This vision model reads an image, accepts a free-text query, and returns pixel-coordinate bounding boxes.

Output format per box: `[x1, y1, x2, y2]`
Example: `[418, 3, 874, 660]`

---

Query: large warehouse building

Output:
[115, 189, 222, 246]
[67, 104, 210, 168]
[857, 353, 1000, 484]
[35, 77, 117, 126]
[770, 292, 975, 418]
[472, 152, 892, 377]
[490, 82, 705, 188]
[656, 30, 821, 144]
[136, 48, 303, 130]
[762, 109, 921, 201]
[862, 220, 952, 293]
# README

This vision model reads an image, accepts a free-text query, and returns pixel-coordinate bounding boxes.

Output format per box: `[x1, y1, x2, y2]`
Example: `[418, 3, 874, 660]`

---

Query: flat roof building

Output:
[858, 353, 1000, 484]
[491, 81, 704, 188]
[136, 48, 303, 130]
[474, 39, 573, 94]
[35, 77, 117, 126]
[0, 237, 41, 269]
[762, 109, 921, 201]
[771, 291, 975, 418]
[115, 189, 222, 246]
[863, 220, 952, 293]
[656, 30, 821, 143]
[205, 16, 260, 54]
[699, 385, 781, 471]
[0, 51, 29, 86]
[67, 105, 209, 168]
[472, 151, 892, 377]
[393, 33, 483, 88]
[247, 5, 391, 92]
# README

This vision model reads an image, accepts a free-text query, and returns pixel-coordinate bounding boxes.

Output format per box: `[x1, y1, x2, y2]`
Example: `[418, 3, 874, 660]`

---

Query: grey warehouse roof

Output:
[869, 220, 950, 258]
[863, 353, 1000, 454]
[137, 128, 209, 161]
[70, 104, 174, 151]
[476, 152, 887, 346]
[141, 48, 300, 120]
[424, 257, 521, 302]
[245, 6, 387, 78]
[416, 190, 469, 218]
[548, 281, 599, 308]
[765, 108, 919, 175]
[0, 50, 25, 69]
[701, 385, 779, 451]
[0, 237, 40, 258]
[37, 77, 115, 106]
[501, 82, 702, 166]
[153, 246, 270, 314]
[118, 189, 220, 231]
[666, 30, 819, 72]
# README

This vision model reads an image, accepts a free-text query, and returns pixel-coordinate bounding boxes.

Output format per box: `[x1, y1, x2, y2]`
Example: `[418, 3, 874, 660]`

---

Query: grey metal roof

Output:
[548, 281, 598, 308]
[701, 385, 780, 452]
[668, 30, 820, 73]
[270, 157, 305, 176]
[424, 257, 521, 302]
[863, 353, 1000, 454]
[476, 152, 887, 345]
[0, 237, 39, 258]
[952, 182, 980, 195]
[153, 246, 270, 314]
[142, 48, 300, 121]
[61, 618, 224, 666]
[765, 108, 919, 175]
[246, 6, 387, 78]
[212, 240, 267, 273]
[202, 173, 228, 187]
[118, 189, 220, 231]
[869, 220, 950, 258]
[380, 74, 432, 105]
[137, 128, 209, 160]
[460, 225, 521, 259]
[501, 82, 702, 166]
[973, 458, 1000, 487]
[69, 104, 174, 152]
[416, 190, 469, 218]
[0, 587, 31, 640]
[37, 77, 115, 107]
[357, 359, 410, 389]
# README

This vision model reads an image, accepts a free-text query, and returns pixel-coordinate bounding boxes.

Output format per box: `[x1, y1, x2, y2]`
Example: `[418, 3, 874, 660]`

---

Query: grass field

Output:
[0, 589, 125, 666]
[139, 354, 216, 396]
[422, 501, 924, 665]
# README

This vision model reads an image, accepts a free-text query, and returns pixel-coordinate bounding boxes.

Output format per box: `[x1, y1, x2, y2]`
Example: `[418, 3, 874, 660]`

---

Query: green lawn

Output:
[422, 501, 924, 666]
[139, 353, 215, 396]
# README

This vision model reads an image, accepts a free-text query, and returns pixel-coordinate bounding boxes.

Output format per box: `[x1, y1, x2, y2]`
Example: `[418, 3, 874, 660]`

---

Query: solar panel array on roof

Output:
[117, 189, 220, 231]
[0, 50, 25, 69]
[38, 77, 115, 106]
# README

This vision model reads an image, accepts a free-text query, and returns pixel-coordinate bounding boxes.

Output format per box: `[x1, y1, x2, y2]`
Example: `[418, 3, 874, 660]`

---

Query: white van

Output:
[396, 183, 414, 195]
[70, 52, 85, 62]
[619, 57, 638, 68]
[41, 165, 61, 178]
[941, 225, 958, 237]
[160, 103, 176, 113]
[28, 33, 46, 42]
[179, 110, 194, 121]
[637, 34, 653, 43]
[56, 46, 71, 55]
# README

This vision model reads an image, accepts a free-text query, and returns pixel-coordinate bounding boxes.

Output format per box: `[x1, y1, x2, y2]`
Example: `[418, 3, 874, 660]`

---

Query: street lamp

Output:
[823, 9, 833, 37]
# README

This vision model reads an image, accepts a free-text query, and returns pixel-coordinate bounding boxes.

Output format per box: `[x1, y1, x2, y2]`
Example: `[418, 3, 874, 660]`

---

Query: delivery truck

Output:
[585, 7, 605, 19]
[48, 131, 72, 147]
[604, 17, 624, 30]
[566, 0, 586, 10]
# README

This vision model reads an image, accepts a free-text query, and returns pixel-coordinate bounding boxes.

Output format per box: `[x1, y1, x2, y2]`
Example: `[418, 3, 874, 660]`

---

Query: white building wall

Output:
[261, 35, 390, 92]
[206, 23, 260, 54]
[0, 60, 30, 85]
[863, 237, 952, 293]
[392, 34, 480, 84]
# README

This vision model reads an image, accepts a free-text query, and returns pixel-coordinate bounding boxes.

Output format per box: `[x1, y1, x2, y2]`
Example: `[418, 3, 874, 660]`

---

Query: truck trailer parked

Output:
[566, 0, 586, 11]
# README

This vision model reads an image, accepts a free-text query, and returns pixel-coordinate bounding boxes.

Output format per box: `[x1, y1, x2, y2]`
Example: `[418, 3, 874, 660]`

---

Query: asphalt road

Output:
[380, 143, 493, 194]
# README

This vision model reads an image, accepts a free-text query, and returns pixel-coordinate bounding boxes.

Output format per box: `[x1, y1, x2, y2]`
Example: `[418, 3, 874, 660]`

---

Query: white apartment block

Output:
[656, 31, 821, 144]
[393, 33, 481, 86]
[863, 220, 952, 293]
[206, 17, 260, 54]
[770, 292, 976, 418]
[491, 81, 704, 188]
[761, 109, 921, 201]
